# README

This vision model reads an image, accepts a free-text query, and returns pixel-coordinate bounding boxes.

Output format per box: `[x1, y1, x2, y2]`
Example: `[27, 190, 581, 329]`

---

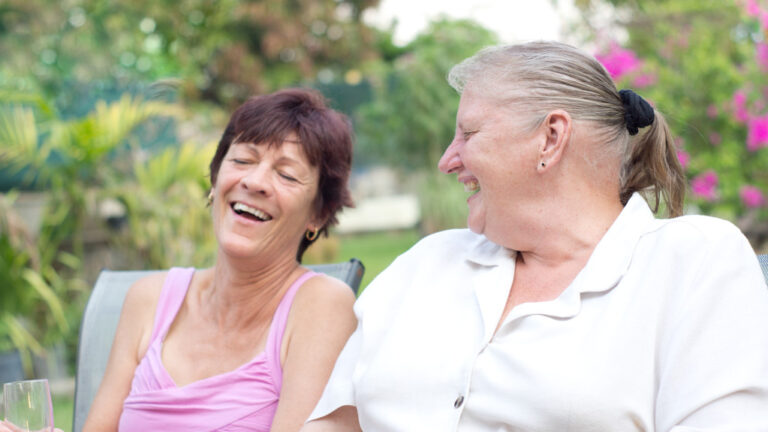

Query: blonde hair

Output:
[448, 41, 685, 217]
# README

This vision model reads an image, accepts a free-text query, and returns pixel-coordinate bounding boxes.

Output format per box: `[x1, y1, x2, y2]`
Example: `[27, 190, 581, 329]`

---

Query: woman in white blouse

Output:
[302, 41, 768, 431]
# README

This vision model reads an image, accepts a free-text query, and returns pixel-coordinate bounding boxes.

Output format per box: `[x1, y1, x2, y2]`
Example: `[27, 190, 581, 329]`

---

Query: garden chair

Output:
[72, 259, 364, 432]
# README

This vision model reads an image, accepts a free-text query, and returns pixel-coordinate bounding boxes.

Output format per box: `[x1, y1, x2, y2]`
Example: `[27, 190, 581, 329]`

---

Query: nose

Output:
[438, 137, 462, 174]
[241, 163, 273, 195]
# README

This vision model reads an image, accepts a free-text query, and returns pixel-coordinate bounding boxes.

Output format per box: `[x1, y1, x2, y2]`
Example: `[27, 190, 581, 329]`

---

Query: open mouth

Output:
[231, 202, 273, 222]
[464, 179, 480, 195]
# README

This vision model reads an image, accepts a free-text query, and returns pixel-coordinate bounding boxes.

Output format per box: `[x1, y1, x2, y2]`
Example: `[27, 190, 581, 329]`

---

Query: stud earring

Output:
[540, 162, 546, 167]
[305, 228, 319, 241]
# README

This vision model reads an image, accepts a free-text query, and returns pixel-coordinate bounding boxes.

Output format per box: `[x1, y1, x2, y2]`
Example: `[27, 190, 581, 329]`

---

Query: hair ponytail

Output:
[619, 110, 686, 217]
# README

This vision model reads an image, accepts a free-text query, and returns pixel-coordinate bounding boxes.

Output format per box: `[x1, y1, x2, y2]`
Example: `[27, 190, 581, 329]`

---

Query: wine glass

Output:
[2, 379, 54, 432]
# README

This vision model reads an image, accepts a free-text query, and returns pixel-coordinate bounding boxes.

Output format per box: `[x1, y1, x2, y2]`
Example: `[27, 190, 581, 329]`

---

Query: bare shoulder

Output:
[122, 271, 167, 314]
[281, 271, 357, 366]
[292, 272, 356, 314]
[286, 272, 357, 337]
[119, 271, 168, 357]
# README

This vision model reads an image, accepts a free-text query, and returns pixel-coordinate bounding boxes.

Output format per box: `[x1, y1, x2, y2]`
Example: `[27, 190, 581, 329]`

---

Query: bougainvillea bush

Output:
[583, 0, 768, 247]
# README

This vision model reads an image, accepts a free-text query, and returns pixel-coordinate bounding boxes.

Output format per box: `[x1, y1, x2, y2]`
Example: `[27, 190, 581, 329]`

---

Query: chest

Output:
[459, 315, 657, 430]
[161, 315, 271, 386]
[354, 264, 672, 431]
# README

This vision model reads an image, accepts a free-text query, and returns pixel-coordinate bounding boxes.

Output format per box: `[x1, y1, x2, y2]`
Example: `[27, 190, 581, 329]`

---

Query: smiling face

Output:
[211, 136, 320, 263]
[438, 86, 543, 245]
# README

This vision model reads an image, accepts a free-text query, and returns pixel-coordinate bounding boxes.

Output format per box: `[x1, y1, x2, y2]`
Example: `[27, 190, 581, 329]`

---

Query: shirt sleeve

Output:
[656, 225, 768, 431]
[306, 233, 432, 423]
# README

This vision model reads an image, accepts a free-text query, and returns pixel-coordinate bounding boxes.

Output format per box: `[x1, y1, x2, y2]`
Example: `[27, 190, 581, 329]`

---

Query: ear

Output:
[537, 109, 572, 173]
[306, 215, 325, 233]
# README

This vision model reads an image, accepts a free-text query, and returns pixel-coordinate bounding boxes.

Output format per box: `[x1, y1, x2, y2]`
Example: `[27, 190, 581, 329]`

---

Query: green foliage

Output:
[416, 172, 469, 234]
[0, 193, 68, 372]
[575, 0, 768, 245]
[0, 92, 178, 371]
[0, 0, 382, 107]
[354, 18, 496, 233]
[113, 140, 217, 269]
[357, 18, 498, 170]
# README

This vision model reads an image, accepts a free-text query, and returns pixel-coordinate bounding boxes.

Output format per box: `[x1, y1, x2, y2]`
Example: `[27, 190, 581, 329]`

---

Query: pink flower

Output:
[691, 171, 718, 201]
[733, 90, 747, 107]
[596, 43, 642, 80]
[732, 90, 750, 123]
[758, 42, 768, 71]
[740, 185, 765, 208]
[747, 114, 768, 151]
[745, 0, 762, 17]
[709, 132, 722, 146]
[632, 73, 657, 88]
[706, 104, 718, 119]
[676, 150, 690, 169]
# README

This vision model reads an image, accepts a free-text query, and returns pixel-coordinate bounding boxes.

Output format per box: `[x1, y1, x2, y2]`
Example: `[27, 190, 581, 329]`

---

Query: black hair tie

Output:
[619, 89, 655, 135]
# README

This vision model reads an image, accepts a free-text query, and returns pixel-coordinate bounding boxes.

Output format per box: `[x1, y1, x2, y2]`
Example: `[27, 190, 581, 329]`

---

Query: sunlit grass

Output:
[305, 228, 423, 294]
[53, 394, 73, 432]
[336, 229, 422, 293]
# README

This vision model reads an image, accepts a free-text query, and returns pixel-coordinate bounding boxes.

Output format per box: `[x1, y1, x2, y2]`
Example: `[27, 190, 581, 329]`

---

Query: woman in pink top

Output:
[83, 89, 357, 432]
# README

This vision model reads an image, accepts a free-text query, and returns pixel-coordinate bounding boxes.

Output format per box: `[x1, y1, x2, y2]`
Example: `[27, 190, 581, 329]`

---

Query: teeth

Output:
[233, 202, 272, 221]
[464, 180, 479, 193]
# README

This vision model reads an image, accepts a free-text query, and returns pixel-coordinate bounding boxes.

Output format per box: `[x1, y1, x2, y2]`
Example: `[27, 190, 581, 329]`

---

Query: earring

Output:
[305, 228, 319, 241]
[540, 162, 546, 167]
[207, 190, 213, 206]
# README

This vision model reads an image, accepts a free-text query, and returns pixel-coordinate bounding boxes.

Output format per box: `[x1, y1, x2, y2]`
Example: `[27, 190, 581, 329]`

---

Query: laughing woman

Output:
[83, 89, 357, 432]
[305, 42, 768, 431]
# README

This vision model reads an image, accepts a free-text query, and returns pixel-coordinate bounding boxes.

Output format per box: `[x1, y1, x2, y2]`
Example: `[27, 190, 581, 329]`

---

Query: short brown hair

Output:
[209, 88, 354, 261]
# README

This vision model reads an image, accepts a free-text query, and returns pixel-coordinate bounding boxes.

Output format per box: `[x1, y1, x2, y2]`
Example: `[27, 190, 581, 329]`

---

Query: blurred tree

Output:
[356, 18, 498, 170]
[0, 0, 381, 107]
[0, 93, 178, 370]
[572, 0, 768, 247]
[354, 18, 498, 233]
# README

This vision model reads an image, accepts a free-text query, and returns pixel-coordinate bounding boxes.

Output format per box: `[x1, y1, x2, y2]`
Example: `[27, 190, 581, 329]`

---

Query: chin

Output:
[466, 216, 484, 235]
[217, 236, 259, 258]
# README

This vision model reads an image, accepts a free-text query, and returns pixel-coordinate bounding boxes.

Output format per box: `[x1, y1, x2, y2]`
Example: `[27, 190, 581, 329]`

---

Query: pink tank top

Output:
[118, 267, 318, 432]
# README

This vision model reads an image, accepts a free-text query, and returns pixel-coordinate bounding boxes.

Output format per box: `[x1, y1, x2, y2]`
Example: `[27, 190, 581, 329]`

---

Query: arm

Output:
[301, 406, 362, 432]
[657, 229, 768, 431]
[81, 273, 165, 432]
[269, 274, 357, 432]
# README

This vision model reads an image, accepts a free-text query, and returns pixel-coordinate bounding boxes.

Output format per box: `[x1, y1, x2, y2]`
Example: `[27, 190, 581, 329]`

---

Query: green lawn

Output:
[334, 229, 422, 293]
[53, 394, 73, 432]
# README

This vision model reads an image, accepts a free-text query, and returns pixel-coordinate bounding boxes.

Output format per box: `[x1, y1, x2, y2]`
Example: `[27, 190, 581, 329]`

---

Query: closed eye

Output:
[229, 158, 250, 165]
[278, 172, 298, 182]
[463, 131, 477, 140]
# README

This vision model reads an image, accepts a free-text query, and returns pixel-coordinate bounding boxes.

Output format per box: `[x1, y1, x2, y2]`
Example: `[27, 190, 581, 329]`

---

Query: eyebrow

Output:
[239, 143, 309, 169]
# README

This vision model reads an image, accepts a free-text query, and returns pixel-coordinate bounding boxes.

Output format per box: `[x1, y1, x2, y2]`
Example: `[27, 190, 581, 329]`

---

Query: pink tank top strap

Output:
[265, 270, 319, 390]
[149, 267, 195, 343]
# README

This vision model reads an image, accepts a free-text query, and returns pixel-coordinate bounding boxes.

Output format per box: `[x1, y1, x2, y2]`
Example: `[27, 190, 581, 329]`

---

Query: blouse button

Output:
[454, 395, 465, 408]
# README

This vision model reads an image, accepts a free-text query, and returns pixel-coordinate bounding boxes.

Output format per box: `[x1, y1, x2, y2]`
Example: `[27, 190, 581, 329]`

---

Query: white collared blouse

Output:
[310, 194, 768, 431]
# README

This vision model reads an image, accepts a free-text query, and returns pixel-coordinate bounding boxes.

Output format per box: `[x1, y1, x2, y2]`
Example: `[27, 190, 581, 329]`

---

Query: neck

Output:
[200, 250, 301, 329]
[502, 174, 623, 270]
[517, 134, 624, 269]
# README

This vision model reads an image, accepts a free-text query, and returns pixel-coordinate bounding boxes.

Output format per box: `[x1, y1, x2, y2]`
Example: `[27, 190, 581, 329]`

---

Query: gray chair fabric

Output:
[758, 254, 768, 284]
[72, 259, 364, 432]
